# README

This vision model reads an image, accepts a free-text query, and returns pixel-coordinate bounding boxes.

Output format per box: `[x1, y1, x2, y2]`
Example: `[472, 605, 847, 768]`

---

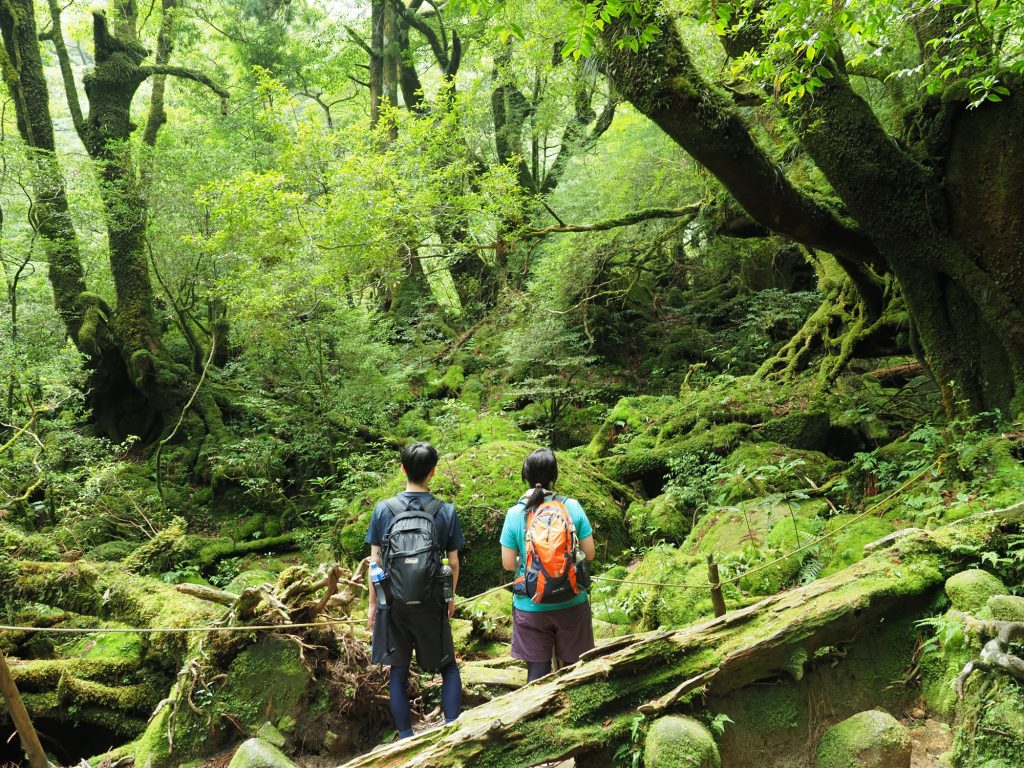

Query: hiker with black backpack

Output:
[500, 447, 597, 683]
[366, 441, 464, 738]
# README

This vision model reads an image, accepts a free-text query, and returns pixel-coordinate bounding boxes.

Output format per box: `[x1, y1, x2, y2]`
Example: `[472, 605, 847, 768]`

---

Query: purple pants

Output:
[511, 600, 595, 664]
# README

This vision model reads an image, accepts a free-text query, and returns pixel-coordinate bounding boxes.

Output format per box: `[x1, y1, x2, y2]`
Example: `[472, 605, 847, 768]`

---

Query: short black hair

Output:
[401, 441, 438, 484]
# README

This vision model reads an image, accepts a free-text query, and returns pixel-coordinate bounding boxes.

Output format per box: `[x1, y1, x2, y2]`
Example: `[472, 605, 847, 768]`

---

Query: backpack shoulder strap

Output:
[423, 497, 445, 518]
[384, 495, 410, 516]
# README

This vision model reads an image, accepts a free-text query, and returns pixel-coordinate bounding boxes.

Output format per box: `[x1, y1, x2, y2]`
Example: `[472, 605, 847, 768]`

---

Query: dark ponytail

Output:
[522, 448, 558, 515]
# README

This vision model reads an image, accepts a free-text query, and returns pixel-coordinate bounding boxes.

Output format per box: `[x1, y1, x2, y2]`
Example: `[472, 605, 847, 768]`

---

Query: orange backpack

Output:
[513, 496, 587, 604]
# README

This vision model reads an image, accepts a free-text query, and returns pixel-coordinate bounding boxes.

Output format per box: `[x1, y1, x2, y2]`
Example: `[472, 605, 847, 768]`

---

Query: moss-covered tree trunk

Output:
[0, 0, 146, 436]
[791, 76, 1024, 414]
[600, 6, 1024, 415]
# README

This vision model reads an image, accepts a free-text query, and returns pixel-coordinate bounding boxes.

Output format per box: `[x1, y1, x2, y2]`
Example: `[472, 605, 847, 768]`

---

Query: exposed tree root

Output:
[757, 255, 905, 386]
[956, 619, 1024, 697]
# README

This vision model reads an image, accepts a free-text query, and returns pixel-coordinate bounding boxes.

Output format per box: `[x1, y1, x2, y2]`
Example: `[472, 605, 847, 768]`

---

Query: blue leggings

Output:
[389, 663, 462, 738]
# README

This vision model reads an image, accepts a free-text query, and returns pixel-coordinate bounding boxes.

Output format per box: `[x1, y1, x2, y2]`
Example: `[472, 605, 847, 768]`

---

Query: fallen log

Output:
[338, 503, 1024, 767]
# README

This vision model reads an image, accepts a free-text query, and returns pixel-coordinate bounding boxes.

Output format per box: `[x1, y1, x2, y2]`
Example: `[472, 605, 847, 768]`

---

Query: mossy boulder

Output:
[98, 571, 220, 671]
[819, 516, 895, 576]
[816, 710, 911, 768]
[339, 440, 633, 595]
[86, 540, 140, 562]
[685, 498, 828, 555]
[615, 546, 718, 629]
[945, 569, 1007, 613]
[715, 442, 837, 505]
[644, 715, 721, 768]
[757, 411, 830, 452]
[987, 594, 1024, 622]
[429, 364, 465, 398]
[627, 494, 692, 543]
[587, 396, 678, 458]
[226, 738, 299, 768]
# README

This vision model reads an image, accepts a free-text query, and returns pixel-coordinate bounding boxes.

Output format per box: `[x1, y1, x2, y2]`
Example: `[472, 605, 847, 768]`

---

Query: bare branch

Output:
[140, 64, 229, 105]
[521, 203, 702, 238]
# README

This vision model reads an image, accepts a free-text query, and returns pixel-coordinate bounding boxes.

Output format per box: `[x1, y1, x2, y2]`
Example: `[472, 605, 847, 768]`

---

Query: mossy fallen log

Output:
[338, 503, 1023, 767]
[8, 658, 140, 691]
[4, 691, 149, 738]
[56, 673, 161, 714]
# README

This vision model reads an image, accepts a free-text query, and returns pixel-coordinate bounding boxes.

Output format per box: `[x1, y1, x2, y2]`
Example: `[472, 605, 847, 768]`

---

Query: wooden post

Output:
[707, 554, 727, 618]
[0, 652, 49, 768]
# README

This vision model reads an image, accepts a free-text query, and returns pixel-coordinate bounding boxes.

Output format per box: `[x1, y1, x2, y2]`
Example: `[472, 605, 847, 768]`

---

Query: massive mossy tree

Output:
[584, 0, 1023, 416]
[2, 0, 227, 441]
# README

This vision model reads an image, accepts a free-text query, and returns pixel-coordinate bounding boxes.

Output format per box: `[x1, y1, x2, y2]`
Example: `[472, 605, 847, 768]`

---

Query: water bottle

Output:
[440, 557, 454, 602]
[370, 561, 387, 608]
[572, 528, 591, 591]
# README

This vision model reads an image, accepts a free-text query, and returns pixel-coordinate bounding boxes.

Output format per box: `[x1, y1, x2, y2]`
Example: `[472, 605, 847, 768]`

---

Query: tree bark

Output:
[0, 0, 137, 436]
[790, 71, 1024, 414]
[339, 503, 1024, 766]
[601, 5, 1024, 412]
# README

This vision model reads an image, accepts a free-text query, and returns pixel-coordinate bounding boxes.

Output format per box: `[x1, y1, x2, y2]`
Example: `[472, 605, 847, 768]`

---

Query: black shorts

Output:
[371, 603, 454, 672]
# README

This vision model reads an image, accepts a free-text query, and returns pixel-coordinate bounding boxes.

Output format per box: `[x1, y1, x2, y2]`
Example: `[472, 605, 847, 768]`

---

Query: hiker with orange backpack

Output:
[499, 447, 597, 682]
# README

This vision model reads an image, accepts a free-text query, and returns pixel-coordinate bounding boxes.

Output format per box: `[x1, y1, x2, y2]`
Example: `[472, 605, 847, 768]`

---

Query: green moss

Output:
[56, 673, 160, 714]
[757, 411, 830, 451]
[815, 710, 911, 768]
[125, 690, 178, 767]
[123, 517, 189, 574]
[716, 443, 838, 505]
[8, 657, 141, 691]
[686, 498, 828, 556]
[604, 422, 750, 485]
[721, 680, 806, 735]
[615, 546, 716, 629]
[98, 571, 220, 671]
[644, 715, 721, 768]
[224, 569, 276, 592]
[945, 569, 1007, 612]
[987, 595, 1024, 622]
[0, 523, 61, 560]
[587, 396, 678, 458]
[86, 540, 140, 562]
[627, 494, 692, 544]
[216, 636, 312, 727]
[10, 560, 102, 614]
[226, 738, 299, 768]
[819, 516, 895, 576]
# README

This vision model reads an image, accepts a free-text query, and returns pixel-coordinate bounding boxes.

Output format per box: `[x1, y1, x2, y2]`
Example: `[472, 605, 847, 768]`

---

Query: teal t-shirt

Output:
[499, 493, 593, 613]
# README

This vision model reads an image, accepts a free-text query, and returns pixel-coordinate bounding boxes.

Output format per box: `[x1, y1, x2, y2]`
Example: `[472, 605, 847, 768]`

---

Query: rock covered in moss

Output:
[757, 411, 831, 451]
[615, 546, 714, 629]
[816, 710, 911, 768]
[226, 738, 299, 768]
[987, 594, 1024, 622]
[716, 442, 838, 505]
[256, 722, 287, 748]
[627, 494, 692, 543]
[644, 715, 721, 768]
[945, 569, 1007, 612]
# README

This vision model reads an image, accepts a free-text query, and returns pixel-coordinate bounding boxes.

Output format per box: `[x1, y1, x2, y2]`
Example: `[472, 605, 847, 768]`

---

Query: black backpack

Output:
[381, 495, 445, 606]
